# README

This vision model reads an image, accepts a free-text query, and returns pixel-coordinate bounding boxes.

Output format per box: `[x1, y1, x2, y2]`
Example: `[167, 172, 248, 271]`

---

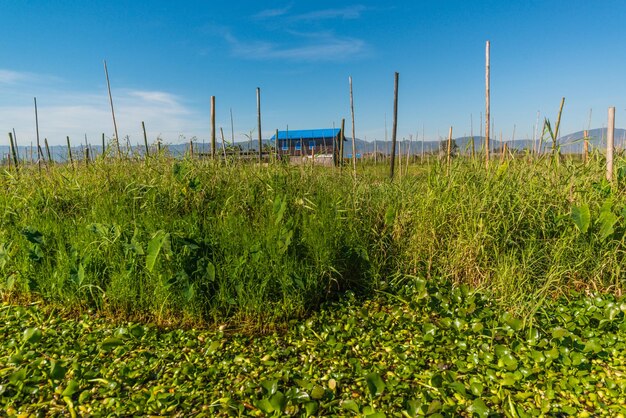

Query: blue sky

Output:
[2, 1, 626, 146]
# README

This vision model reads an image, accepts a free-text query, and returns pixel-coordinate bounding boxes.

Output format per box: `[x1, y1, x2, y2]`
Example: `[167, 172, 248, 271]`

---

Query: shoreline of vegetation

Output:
[2, 155, 626, 415]
[1, 155, 626, 329]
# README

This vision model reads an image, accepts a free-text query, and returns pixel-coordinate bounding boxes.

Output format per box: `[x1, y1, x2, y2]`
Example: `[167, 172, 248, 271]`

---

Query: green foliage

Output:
[1, 155, 626, 330]
[2, 280, 626, 415]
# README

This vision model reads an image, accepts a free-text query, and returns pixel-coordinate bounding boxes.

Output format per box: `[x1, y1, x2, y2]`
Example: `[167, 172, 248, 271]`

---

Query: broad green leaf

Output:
[598, 201, 617, 241]
[8, 368, 26, 385]
[255, 398, 274, 414]
[206, 340, 221, 354]
[22, 227, 44, 244]
[571, 204, 590, 233]
[310, 385, 325, 400]
[49, 361, 67, 380]
[470, 381, 484, 396]
[468, 398, 490, 417]
[342, 399, 360, 413]
[23, 327, 42, 344]
[146, 230, 171, 272]
[269, 391, 287, 411]
[365, 372, 386, 397]
[260, 379, 278, 396]
[100, 337, 124, 350]
[304, 401, 318, 416]
[62, 380, 80, 397]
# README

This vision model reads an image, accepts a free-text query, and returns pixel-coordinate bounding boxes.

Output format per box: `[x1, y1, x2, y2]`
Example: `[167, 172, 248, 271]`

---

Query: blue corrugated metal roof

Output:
[270, 128, 341, 141]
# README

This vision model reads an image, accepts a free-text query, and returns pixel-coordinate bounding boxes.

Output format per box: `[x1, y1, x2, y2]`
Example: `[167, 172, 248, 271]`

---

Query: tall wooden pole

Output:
[142, 121, 150, 158]
[103, 60, 120, 158]
[275, 128, 280, 162]
[8, 132, 18, 169]
[607, 107, 615, 182]
[349, 76, 357, 177]
[257, 87, 262, 163]
[485, 41, 490, 168]
[390, 72, 399, 180]
[66, 136, 74, 166]
[340, 118, 345, 167]
[45, 138, 52, 163]
[220, 127, 227, 160]
[211, 96, 216, 159]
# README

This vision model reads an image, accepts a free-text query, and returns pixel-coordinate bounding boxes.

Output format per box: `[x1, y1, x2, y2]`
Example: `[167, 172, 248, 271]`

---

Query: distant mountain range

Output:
[2, 128, 625, 162]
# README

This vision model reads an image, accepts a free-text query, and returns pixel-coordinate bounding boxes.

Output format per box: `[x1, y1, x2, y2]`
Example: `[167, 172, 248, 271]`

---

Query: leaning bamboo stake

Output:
[485, 41, 490, 169]
[349, 76, 357, 177]
[34, 97, 42, 168]
[103, 60, 121, 158]
[142, 121, 150, 159]
[220, 127, 227, 160]
[66, 136, 74, 166]
[211, 95, 216, 159]
[390, 72, 399, 180]
[257, 87, 262, 164]
[12, 129, 20, 163]
[8, 132, 18, 170]
[607, 107, 615, 182]
[45, 138, 52, 163]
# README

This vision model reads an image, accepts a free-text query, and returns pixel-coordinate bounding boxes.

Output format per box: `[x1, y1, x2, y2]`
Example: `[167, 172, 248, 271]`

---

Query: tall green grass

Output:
[0, 154, 625, 330]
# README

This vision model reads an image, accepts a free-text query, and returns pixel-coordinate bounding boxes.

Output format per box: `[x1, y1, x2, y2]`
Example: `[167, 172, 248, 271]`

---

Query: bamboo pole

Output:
[220, 127, 227, 160]
[101, 133, 106, 159]
[12, 129, 20, 162]
[607, 107, 615, 182]
[8, 132, 18, 169]
[66, 136, 74, 166]
[103, 60, 121, 158]
[45, 138, 52, 163]
[390, 72, 399, 180]
[349, 76, 357, 177]
[485, 41, 490, 168]
[257, 87, 262, 164]
[275, 128, 280, 162]
[340, 118, 345, 168]
[34, 97, 42, 165]
[142, 121, 150, 158]
[211, 95, 216, 159]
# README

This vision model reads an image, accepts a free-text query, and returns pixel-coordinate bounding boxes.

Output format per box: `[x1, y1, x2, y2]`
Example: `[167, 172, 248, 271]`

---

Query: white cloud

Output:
[0, 69, 35, 85]
[290, 5, 368, 21]
[0, 75, 207, 146]
[225, 32, 366, 62]
[253, 5, 293, 19]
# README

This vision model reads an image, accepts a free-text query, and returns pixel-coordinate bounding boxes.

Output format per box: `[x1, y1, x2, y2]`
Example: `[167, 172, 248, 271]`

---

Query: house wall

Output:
[278, 137, 339, 156]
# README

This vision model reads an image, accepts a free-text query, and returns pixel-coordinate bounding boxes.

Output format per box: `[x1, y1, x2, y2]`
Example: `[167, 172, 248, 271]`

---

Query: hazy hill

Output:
[2, 128, 625, 162]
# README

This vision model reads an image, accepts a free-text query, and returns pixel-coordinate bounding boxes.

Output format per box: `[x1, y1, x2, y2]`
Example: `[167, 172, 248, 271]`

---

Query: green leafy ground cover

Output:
[2, 277, 626, 416]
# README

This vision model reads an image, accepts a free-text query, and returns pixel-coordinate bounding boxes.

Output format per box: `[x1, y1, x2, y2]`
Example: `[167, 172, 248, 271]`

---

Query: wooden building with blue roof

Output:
[270, 128, 343, 157]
